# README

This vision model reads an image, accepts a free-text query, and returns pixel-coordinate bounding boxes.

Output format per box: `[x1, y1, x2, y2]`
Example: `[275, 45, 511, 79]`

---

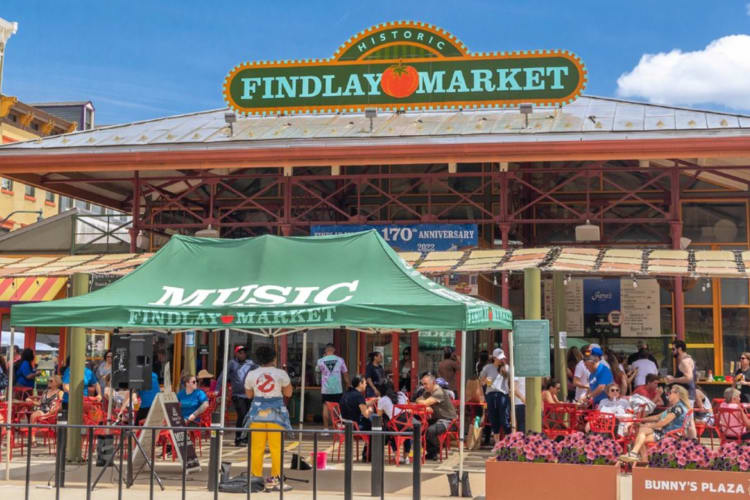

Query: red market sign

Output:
[223, 21, 586, 116]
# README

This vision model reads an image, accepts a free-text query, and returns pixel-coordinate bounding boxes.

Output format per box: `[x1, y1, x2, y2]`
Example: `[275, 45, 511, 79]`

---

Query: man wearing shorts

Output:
[316, 344, 349, 429]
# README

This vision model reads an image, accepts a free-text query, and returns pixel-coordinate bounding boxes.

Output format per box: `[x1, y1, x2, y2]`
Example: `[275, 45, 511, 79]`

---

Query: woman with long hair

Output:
[15, 348, 38, 390]
[620, 385, 691, 463]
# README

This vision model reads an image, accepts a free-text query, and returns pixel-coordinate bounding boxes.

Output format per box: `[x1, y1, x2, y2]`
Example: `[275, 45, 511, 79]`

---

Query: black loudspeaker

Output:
[111, 334, 153, 390]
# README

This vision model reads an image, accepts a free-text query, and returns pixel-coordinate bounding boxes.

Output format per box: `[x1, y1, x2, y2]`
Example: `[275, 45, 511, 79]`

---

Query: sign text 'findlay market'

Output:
[223, 21, 586, 115]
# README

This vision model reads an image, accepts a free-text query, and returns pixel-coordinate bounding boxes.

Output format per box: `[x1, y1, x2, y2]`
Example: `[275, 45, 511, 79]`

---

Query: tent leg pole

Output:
[458, 330, 466, 486]
[5, 326, 14, 481]
[218, 328, 230, 463]
[299, 331, 307, 440]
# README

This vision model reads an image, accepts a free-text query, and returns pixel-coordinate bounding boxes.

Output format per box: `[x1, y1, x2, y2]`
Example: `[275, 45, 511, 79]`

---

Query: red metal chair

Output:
[715, 406, 750, 444]
[326, 402, 371, 462]
[586, 411, 636, 453]
[386, 409, 418, 465]
[542, 403, 579, 438]
[438, 417, 459, 460]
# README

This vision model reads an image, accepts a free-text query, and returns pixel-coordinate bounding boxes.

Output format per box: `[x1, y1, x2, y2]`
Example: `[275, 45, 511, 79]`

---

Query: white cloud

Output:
[616, 35, 750, 111]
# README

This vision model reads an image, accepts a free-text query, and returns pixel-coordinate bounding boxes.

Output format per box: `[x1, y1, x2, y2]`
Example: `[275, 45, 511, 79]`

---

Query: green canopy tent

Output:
[9, 230, 511, 477]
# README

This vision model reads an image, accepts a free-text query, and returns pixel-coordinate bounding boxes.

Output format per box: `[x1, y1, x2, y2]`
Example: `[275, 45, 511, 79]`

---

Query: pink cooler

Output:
[311, 451, 328, 469]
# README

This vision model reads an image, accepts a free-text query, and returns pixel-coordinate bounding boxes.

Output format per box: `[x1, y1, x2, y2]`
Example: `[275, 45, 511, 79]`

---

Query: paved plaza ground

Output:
[0, 430, 490, 499]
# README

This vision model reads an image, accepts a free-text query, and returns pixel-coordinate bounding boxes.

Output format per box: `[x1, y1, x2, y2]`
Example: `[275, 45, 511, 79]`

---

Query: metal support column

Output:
[66, 272, 90, 462]
[523, 268, 542, 433]
[670, 166, 685, 341]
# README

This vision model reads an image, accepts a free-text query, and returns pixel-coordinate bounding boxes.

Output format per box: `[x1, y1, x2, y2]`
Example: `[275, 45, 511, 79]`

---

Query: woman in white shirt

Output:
[377, 381, 411, 460]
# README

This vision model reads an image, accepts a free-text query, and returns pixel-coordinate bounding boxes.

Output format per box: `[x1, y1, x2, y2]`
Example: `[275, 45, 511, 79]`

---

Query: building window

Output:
[45, 191, 55, 203]
[24, 185, 36, 197]
[682, 202, 748, 244]
[1, 178, 13, 191]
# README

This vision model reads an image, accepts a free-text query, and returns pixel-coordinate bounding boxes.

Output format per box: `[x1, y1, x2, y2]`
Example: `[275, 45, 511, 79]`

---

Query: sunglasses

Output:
[741, 357, 749, 361]
[609, 389, 620, 393]
[188, 379, 197, 384]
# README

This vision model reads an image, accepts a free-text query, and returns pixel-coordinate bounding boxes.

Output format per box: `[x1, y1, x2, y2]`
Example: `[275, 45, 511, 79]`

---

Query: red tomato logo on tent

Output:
[256, 373, 276, 394]
[381, 63, 419, 98]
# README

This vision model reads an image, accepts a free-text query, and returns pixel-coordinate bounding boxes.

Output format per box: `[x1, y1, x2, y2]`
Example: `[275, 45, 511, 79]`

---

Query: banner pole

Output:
[508, 331, 516, 432]
[458, 330, 467, 482]
[5, 326, 14, 481]
[299, 330, 307, 439]
[218, 328, 230, 462]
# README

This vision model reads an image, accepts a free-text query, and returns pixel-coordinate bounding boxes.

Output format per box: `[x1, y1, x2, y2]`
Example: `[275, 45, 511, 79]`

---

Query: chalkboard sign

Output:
[513, 320, 550, 377]
[135, 392, 200, 473]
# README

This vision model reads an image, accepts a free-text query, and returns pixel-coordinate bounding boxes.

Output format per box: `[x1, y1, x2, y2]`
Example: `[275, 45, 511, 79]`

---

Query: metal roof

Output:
[0, 246, 745, 279]
[2, 95, 750, 152]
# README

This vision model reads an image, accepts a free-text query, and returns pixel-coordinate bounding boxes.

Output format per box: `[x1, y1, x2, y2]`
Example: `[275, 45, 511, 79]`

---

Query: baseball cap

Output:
[234, 345, 247, 354]
[492, 348, 506, 361]
[591, 346, 604, 357]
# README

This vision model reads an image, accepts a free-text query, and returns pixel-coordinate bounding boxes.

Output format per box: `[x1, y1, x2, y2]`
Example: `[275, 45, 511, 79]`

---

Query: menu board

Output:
[543, 279, 584, 336]
[512, 320, 550, 377]
[543, 278, 659, 337]
[620, 279, 660, 337]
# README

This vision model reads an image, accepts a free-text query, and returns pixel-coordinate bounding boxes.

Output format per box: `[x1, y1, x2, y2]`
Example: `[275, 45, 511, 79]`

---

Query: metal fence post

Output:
[150, 428, 156, 500]
[412, 422, 421, 500]
[344, 421, 353, 500]
[86, 427, 93, 500]
[312, 432, 318, 500]
[370, 416, 384, 498]
[25, 424, 32, 500]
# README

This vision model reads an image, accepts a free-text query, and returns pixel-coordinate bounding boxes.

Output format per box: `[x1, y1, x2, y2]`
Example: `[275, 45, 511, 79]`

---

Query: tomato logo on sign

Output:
[380, 62, 419, 98]
[256, 373, 276, 394]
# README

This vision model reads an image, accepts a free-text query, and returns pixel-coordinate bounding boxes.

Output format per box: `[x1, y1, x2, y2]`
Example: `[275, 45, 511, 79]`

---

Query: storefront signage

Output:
[223, 21, 586, 115]
[311, 223, 478, 252]
[544, 278, 660, 337]
[512, 320, 550, 377]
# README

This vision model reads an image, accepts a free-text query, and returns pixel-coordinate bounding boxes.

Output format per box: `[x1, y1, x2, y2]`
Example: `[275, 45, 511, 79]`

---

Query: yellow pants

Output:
[250, 422, 283, 478]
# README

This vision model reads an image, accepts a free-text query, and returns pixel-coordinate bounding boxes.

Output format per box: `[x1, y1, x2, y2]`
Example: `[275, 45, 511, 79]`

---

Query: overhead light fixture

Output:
[575, 219, 600, 242]
[519, 103, 532, 127]
[195, 224, 220, 238]
[632, 277, 638, 289]
[679, 237, 691, 250]
[365, 108, 377, 132]
[224, 112, 237, 136]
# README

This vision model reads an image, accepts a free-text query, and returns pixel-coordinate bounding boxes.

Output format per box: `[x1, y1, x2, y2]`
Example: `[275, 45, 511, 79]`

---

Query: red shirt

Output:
[634, 385, 658, 401]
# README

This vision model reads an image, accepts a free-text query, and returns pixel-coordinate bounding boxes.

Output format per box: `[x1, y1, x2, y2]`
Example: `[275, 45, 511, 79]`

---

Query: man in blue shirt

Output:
[136, 371, 161, 423]
[61, 359, 102, 410]
[585, 353, 613, 405]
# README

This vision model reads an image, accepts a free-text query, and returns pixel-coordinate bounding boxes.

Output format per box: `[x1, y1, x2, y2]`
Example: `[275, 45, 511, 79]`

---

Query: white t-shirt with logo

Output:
[574, 360, 590, 401]
[245, 366, 291, 399]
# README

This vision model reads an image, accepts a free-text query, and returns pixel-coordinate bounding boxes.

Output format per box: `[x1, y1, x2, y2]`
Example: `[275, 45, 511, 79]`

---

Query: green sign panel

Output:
[513, 319, 550, 377]
[223, 21, 586, 116]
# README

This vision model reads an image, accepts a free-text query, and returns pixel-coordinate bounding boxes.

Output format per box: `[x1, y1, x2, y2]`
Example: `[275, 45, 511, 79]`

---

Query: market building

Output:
[1, 22, 749, 416]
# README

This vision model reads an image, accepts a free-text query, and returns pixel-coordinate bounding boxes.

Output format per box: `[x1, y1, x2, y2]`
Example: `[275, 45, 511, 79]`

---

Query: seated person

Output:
[632, 374, 663, 405]
[597, 383, 630, 416]
[28, 375, 63, 445]
[619, 385, 690, 463]
[718, 387, 750, 440]
[177, 374, 209, 426]
[377, 381, 411, 459]
[435, 377, 456, 400]
[694, 387, 714, 426]
[340, 375, 374, 461]
[542, 378, 562, 405]
[416, 373, 457, 461]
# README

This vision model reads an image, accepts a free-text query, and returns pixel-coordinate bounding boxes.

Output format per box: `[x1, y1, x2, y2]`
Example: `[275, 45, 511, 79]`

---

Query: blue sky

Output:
[2, 1, 750, 124]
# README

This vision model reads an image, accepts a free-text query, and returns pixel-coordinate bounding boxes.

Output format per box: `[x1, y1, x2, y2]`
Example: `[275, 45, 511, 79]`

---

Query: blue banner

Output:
[310, 224, 478, 252]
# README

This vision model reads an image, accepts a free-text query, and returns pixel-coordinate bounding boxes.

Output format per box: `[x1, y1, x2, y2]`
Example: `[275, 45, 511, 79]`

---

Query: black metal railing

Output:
[2, 421, 421, 500]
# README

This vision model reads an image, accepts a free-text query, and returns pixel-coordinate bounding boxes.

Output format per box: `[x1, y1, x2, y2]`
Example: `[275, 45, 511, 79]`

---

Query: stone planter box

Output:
[485, 460, 618, 500]
[633, 466, 750, 499]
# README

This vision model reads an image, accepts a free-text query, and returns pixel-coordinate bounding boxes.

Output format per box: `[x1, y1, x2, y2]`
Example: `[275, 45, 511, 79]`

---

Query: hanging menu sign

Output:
[620, 279, 660, 337]
[223, 21, 586, 115]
